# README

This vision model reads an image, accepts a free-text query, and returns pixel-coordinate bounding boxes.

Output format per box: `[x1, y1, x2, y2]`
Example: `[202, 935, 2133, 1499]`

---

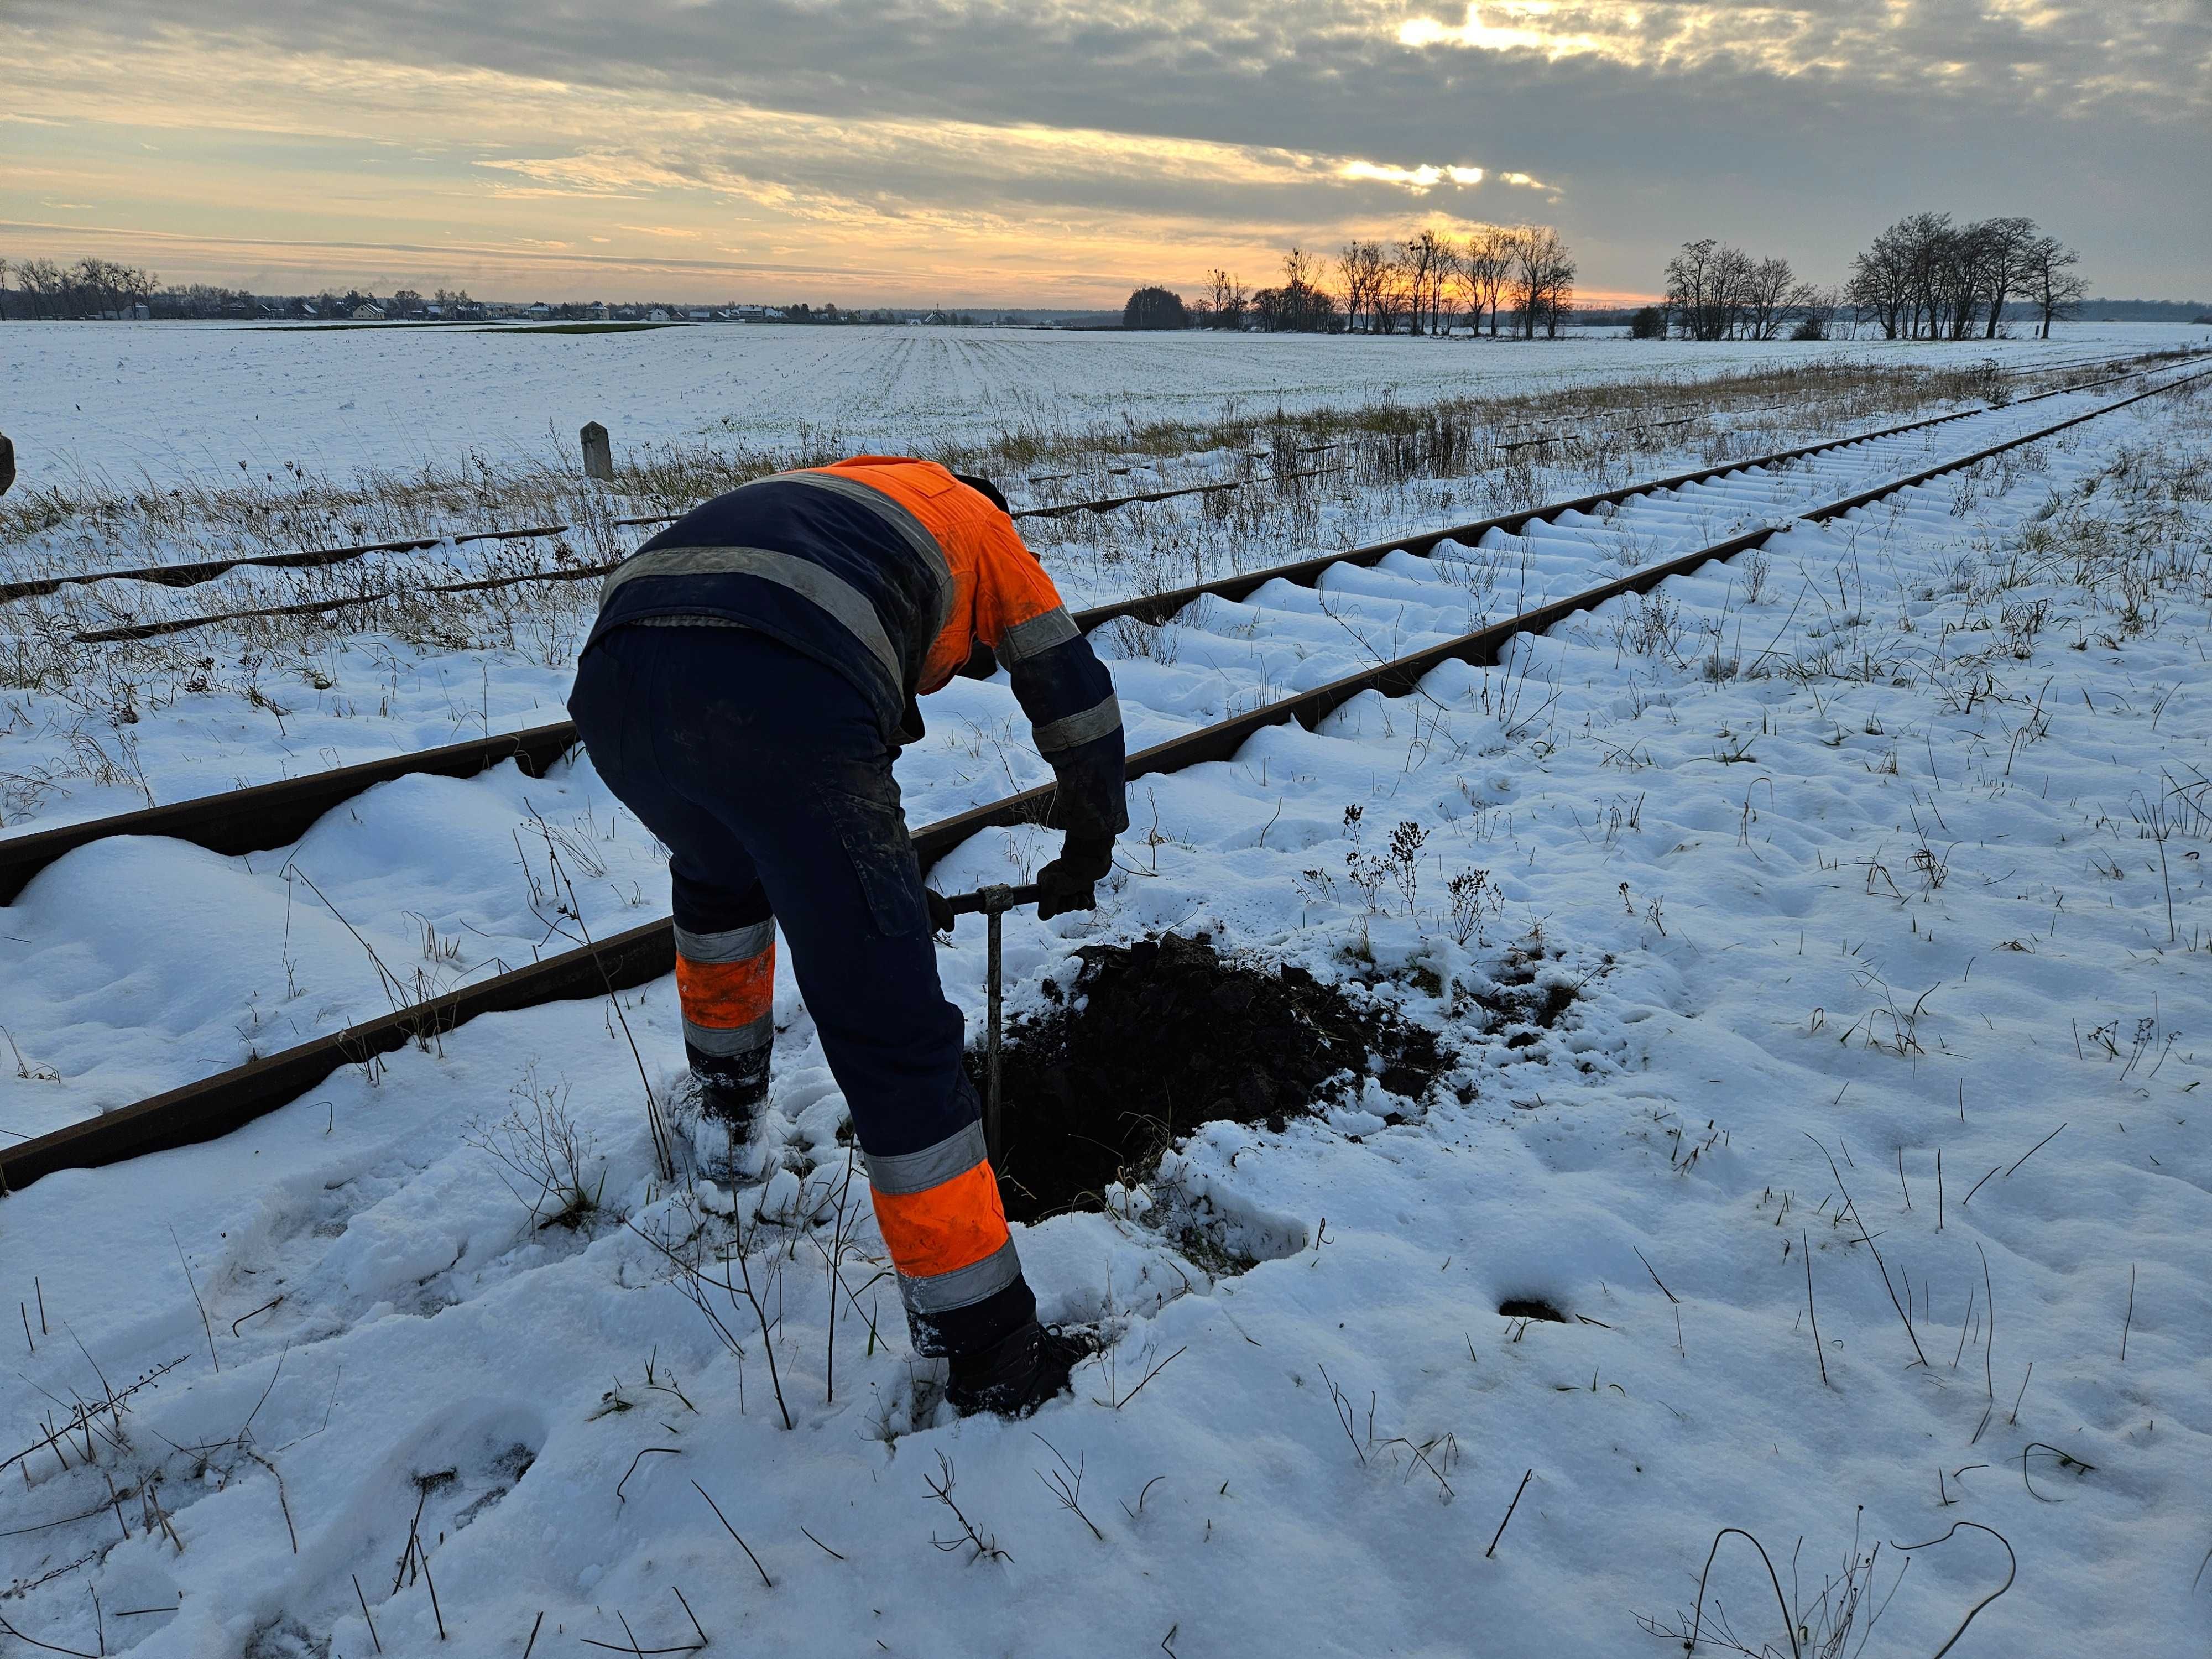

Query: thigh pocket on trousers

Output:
[821, 785, 927, 940]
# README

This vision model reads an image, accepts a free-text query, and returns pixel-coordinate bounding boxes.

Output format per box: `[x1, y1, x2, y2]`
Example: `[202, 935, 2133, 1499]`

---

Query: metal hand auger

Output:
[936, 883, 1042, 1172]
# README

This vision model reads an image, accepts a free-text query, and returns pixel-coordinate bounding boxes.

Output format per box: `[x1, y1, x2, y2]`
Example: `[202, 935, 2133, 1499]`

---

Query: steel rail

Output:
[3, 349, 2182, 611]
[0, 462, 1341, 609]
[0, 357, 2187, 905]
[0, 515, 669, 606]
[3, 362, 2202, 1195]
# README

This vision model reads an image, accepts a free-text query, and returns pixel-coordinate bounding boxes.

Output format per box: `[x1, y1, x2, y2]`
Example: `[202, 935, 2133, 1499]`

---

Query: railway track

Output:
[0, 354, 2185, 906]
[1, 359, 2205, 1194]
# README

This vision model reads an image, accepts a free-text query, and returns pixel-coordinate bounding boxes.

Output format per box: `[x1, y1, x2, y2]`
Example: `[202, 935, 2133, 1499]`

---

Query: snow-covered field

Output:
[1, 358, 2208, 1657]
[5, 319, 2201, 489]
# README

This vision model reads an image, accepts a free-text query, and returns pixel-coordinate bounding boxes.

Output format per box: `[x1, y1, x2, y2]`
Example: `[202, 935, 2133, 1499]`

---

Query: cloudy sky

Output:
[4, 1, 2205, 305]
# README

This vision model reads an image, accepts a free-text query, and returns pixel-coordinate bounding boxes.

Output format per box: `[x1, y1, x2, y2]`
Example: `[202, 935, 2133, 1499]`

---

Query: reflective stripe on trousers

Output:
[675, 919, 775, 1061]
[865, 1119, 1022, 1317]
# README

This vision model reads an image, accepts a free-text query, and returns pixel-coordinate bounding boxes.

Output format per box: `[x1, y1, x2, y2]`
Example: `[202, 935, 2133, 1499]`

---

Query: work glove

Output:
[1036, 833, 1115, 921]
[926, 888, 956, 935]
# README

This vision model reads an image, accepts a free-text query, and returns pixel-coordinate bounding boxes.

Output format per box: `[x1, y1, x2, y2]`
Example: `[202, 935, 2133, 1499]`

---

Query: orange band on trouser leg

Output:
[676, 947, 774, 1032]
[675, 921, 775, 1118]
[677, 942, 774, 1044]
[868, 1145, 1021, 1322]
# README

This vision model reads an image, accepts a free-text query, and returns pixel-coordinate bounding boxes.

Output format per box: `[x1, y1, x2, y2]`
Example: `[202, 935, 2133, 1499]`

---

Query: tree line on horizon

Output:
[0, 261, 1018, 325]
[0, 257, 160, 320]
[0, 212, 2131, 337]
[1124, 211, 2104, 341]
[1125, 223, 1579, 336]
[1646, 213, 2090, 343]
[0, 258, 490, 322]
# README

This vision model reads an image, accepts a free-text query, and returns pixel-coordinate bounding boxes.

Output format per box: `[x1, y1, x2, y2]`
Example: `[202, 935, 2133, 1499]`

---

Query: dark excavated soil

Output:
[971, 932, 1448, 1223]
[1498, 1297, 1569, 1322]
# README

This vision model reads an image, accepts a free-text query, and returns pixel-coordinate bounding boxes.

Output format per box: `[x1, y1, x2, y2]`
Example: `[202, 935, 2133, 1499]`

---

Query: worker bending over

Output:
[570, 457, 1126, 1417]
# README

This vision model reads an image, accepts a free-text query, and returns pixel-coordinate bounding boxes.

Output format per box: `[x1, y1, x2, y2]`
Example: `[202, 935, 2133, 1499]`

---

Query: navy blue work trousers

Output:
[570, 623, 1034, 1357]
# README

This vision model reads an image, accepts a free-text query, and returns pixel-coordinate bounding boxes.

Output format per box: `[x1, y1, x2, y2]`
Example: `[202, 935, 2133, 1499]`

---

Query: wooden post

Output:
[0, 432, 14, 499]
[580, 421, 613, 483]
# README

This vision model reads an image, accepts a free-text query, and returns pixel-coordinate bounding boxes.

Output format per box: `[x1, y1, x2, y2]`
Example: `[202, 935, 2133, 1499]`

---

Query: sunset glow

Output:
[2, 0, 2202, 304]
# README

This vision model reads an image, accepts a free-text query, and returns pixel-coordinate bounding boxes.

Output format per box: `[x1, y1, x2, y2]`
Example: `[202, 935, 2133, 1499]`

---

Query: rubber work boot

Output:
[946, 1321, 1091, 1418]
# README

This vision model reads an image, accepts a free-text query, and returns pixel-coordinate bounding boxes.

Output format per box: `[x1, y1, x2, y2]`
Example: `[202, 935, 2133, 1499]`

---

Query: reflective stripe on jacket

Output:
[588, 457, 1129, 842]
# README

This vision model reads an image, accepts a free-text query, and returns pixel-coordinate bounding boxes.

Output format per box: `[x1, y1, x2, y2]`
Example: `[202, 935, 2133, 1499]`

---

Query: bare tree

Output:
[1371, 251, 1413, 333]
[2022, 234, 2088, 339]
[1847, 220, 1917, 338]
[1969, 216, 2037, 337]
[1541, 236, 1577, 337]
[1276, 247, 1336, 332]
[1510, 226, 1575, 338]
[1791, 283, 1841, 340]
[1402, 228, 1453, 335]
[17, 258, 63, 320]
[1459, 226, 1513, 337]
[75, 258, 124, 318]
[1743, 255, 1799, 340]
[1847, 212, 2064, 341]
[1667, 240, 1824, 341]
[1665, 239, 1740, 340]
[1203, 268, 1248, 331]
[1338, 241, 1385, 333]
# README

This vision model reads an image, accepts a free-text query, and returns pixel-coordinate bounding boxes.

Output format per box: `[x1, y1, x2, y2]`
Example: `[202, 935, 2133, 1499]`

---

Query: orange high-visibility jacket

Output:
[589, 457, 1128, 842]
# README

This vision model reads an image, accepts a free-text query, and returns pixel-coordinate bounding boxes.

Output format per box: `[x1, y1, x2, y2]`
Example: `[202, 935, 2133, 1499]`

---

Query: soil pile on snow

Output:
[977, 932, 1446, 1222]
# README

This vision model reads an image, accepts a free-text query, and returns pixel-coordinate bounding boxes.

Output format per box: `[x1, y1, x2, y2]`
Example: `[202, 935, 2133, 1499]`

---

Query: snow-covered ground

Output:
[4, 319, 2201, 490]
[0, 367, 2206, 1655]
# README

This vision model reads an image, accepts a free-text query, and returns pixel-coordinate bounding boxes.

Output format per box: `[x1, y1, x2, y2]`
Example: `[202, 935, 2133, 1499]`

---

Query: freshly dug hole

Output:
[1498, 1297, 1569, 1323]
[971, 932, 1447, 1223]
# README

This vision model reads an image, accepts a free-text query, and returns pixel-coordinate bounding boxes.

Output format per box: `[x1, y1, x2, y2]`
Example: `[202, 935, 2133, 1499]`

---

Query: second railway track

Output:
[1, 358, 2206, 1192]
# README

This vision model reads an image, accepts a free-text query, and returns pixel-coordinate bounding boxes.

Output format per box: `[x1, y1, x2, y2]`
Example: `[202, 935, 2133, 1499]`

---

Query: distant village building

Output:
[648, 308, 670, 322]
[352, 304, 387, 321]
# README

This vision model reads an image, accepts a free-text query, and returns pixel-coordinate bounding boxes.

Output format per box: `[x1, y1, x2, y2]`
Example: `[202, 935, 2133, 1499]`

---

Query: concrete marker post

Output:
[580, 421, 614, 483]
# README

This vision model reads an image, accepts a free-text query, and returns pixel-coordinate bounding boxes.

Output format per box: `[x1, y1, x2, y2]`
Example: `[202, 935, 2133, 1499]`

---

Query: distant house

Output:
[648, 308, 670, 322]
[528, 301, 552, 317]
[424, 304, 444, 319]
[352, 304, 387, 321]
